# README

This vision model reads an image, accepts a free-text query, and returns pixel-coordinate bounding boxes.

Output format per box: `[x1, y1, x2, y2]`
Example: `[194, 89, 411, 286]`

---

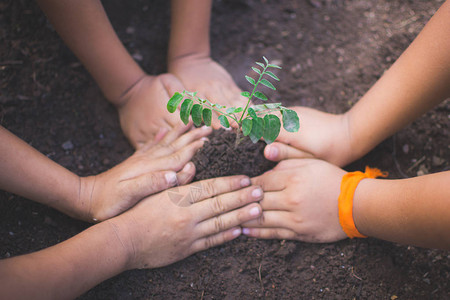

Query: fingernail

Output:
[232, 228, 241, 237]
[165, 171, 177, 185]
[249, 206, 260, 216]
[240, 177, 250, 187]
[242, 228, 250, 235]
[268, 145, 278, 159]
[200, 137, 209, 142]
[201, 125, 211, 131]
[251, 188, 262, 198]
[182, 162, 192, 172]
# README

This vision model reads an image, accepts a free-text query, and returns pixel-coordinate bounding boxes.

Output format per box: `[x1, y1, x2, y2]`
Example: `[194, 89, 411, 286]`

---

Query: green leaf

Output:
[268, 64, 282, 69]
[241, 91, 251, 98]
[251, 103, 282, 112]
[203, 108, 212, 126]
[218, 115, 230, 128]
[191, 104, 203, 127]
[249, 117, 264, 143]
[282, 109, 300, 132]
[263, 114, 281, 144]
[260, 78, 276, 90]
[263, 56, 269, 65]
[242, 118, 252, 136]
[247, 107, 257, 119]
[226, 107, 236, 114]
[180, 98, 194, 125]
[255, 62, 265, 68]
[265, 71, 280, 81]
[167, 92, 183, 113]
[254, 91, 268, 101]
[245, 75, 256, 86]
[252, 67, 261, 75]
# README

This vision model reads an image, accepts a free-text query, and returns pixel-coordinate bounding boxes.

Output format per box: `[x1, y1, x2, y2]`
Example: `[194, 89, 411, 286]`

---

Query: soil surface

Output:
[1, 0, 449, 299]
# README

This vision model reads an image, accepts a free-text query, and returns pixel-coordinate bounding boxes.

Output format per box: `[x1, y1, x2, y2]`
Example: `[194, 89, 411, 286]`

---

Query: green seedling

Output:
[167, 56, 299, 146]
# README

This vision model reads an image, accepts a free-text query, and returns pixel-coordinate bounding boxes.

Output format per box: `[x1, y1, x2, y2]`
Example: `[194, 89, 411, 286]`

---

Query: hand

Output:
[241, 159, 348, 243]
[168, 55, 248, 128]
[263, 106, 355, 167]
[117, 74, 187, 149]
[109, 175, 264, 269]
[78, 124, 212, 222]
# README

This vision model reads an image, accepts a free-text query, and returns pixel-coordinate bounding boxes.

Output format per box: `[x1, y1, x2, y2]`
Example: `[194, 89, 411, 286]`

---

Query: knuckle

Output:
[202, 180, 216, 198]
[210, 196, 225, 215]
[213, 215, 226, 233]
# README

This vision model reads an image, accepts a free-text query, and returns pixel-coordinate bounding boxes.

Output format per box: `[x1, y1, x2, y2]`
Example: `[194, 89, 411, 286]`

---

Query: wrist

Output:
[104, 216, 140, 270]
[167, 52, 211, 70]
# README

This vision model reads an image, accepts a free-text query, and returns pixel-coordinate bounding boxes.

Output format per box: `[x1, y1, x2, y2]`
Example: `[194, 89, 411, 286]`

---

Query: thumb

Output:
[160, 73, 186, 96]
[125, 170, 179, 203]
[176, 162, 196, 185]
[264, 142, 315, 162]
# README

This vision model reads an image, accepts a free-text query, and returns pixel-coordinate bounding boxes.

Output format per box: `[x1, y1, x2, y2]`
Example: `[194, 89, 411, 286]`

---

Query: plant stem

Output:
[238, 64, 267, 124]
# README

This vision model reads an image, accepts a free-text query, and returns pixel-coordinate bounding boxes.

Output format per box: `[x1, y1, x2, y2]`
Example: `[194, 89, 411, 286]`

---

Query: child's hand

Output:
[108, 175, 263, 269]
[263, 106, 355, 167]
[168, 55, 248, 128]
[117, 74, 187, 149]
[78, 124, 212, 222]
[241, 159, 348, 243]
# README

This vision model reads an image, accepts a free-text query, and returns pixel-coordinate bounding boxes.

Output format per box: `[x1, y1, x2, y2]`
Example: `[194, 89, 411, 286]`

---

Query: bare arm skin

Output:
[0, 175, 263, 299]
[264, 0, 450, 166]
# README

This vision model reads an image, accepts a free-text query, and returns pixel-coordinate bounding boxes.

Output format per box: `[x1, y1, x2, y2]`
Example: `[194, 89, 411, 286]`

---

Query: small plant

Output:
[167, 56, 299, 146]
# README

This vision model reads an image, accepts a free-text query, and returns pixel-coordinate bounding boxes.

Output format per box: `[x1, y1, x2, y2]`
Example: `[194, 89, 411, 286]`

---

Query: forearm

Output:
[168, 0, 212, 63]
[353, 171, 450, 249]
[36, 0, 145, 104]
[0, 126, 81, 218]
[345, 0, 450, 160]
[0, 220, 130, 299]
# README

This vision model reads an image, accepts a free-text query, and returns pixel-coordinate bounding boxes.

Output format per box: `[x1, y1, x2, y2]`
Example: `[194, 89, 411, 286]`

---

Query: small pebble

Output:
[62, 140, 74, 150]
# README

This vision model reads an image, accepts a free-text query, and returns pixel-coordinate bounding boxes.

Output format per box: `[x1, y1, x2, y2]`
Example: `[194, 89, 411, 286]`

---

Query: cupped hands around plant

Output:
[167, 57, 300, 146]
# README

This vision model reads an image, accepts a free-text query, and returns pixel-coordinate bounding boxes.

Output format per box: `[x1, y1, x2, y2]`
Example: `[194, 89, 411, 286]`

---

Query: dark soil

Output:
[1, 0, 449, 299]
[192, 129, 276, 181]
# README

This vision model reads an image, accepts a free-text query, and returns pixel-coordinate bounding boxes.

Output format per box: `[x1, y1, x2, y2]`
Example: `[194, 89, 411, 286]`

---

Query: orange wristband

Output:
[338, 166, 388, 238]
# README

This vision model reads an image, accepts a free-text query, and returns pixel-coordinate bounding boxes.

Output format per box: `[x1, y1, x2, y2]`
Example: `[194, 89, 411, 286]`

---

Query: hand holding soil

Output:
[117, 74, 187, 149]
[112, 175, 263, 270]
[264, 106, 354, 166]
[242, 159, 348, 243]
[168, 55, 249, 129]
[77, 124, 212, 222]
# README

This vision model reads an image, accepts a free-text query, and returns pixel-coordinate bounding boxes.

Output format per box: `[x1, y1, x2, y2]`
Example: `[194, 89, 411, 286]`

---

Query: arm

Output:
[36, 0, 144, 104]
[168, 0, 248, 128]
[0, 176, 263, 299]
[0, 124, 210, 221]
[242, 159, 450, 250]
[264, 1, 450, 165]
[354, 171, 450, 249]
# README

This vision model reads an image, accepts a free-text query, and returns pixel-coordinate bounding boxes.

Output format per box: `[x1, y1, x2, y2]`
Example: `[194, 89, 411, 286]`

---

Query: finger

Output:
[147, 126, 210, 159]
[124, 170, 179, 203]
[159, 73, 185, 96]
[158, 122, 193, 146]
[195, 185, 263, 222]
[242, 227, 297, 240]
[264, 142, 314, 162]
[169, 126, 211, 151]
[190, 226, 242, 253]
[256, 191, 291, 211]
[168, 175, 252, 208]
[149, 139, 206, 172]
[240, 210, 293, 229]
[176, 162, 196, 186]
[251, 170, 288, 192]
